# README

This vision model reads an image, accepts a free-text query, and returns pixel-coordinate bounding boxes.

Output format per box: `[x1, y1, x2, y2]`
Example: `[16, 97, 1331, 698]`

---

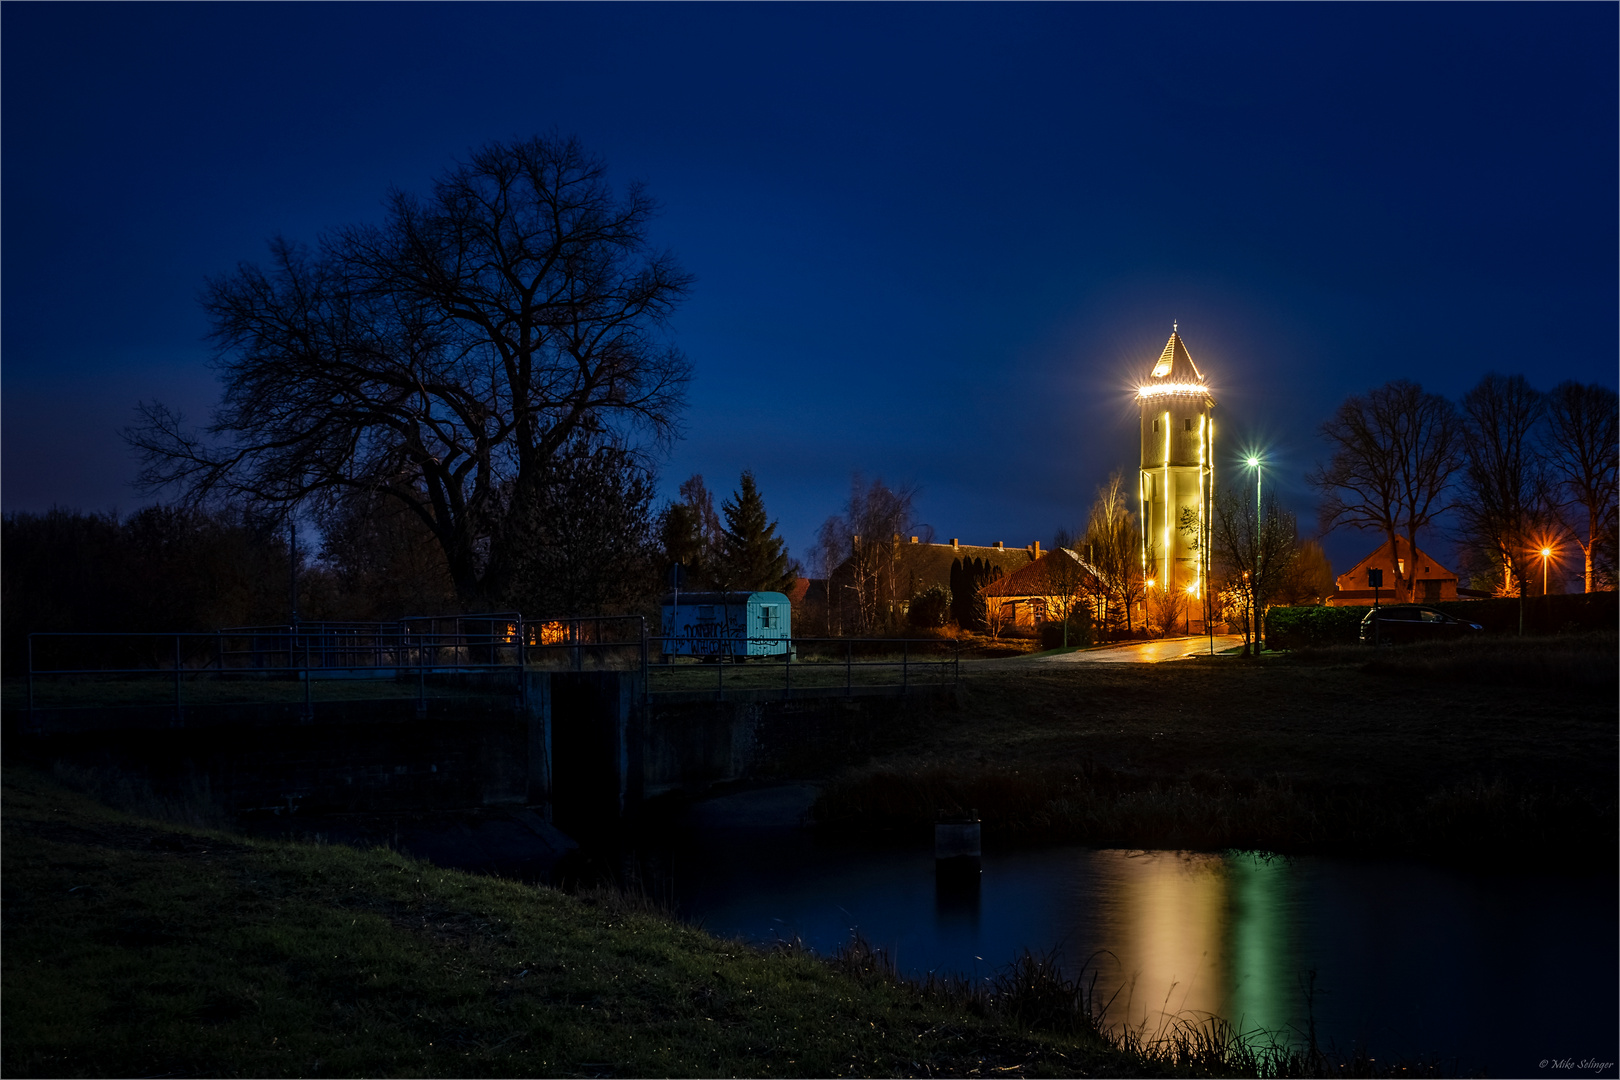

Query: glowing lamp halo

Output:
[1137, 381, 1210, 399]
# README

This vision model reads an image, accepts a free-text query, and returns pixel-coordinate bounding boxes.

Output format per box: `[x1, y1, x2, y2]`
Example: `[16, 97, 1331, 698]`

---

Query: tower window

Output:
[1152, 419, 1159, 432]
[1184, 418, 1193, 431]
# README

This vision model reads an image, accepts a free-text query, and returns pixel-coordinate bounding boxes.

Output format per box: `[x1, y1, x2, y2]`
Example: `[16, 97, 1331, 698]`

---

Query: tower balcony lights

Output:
[1137, 381, 1210, 399]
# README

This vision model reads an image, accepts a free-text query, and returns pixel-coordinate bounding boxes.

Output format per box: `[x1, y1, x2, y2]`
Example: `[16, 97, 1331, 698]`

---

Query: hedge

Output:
[1265, 591, 1618, 649]
[1264, 605, 1365, 649]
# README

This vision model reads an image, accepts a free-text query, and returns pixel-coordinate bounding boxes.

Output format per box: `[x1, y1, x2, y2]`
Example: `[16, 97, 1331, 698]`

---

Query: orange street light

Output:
[1540, 546, 1553, 596]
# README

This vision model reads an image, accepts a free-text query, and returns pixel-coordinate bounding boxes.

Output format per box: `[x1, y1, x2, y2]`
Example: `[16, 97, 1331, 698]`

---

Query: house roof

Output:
[1334, 536, 1457, 590]
[982, 549, 1099, 598]
[829, 540, 1039, 596]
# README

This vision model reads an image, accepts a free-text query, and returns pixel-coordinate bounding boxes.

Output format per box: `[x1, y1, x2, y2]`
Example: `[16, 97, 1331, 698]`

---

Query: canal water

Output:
[639, 785, 1617, 1079]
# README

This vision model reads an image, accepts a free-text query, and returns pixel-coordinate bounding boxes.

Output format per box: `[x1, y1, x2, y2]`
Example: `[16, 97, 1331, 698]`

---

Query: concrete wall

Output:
[10, 674, 956, 826]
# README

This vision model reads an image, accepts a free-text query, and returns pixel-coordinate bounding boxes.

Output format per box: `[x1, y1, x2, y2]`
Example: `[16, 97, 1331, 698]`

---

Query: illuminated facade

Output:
[1138, 329, 1214, 628]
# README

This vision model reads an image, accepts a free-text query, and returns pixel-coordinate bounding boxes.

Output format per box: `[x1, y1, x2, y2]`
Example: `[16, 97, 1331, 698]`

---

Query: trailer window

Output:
[760, 605, 776, 628]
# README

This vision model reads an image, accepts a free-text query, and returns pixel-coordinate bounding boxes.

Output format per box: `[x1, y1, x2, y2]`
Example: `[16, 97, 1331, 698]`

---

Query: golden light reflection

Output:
[1083, 851, 1296, 1039]
[1111, 852, 1229, 1027]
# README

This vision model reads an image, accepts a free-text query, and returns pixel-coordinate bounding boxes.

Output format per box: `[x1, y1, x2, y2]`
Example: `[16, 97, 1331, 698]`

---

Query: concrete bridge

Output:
[7, 670, 955, 832]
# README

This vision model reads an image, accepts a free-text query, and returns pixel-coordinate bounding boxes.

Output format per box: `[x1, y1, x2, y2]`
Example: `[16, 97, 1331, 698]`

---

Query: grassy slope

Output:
[3, 767, 1151, 1079]
[813, 636, 1618, 858]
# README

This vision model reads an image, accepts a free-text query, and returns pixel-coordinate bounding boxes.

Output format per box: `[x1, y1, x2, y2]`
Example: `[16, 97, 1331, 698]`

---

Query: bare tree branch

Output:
[126, 136, 692, 604]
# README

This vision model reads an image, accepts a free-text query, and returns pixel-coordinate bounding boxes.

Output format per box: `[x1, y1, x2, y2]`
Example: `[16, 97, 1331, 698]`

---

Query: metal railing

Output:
[17, 616, 962, 725]
[646, 634, 961, 701]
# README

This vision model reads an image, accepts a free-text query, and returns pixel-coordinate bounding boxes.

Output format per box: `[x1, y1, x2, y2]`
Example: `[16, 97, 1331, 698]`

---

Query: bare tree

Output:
[1309, 379, 1462, 602]
[128, 136, 693, 606]
[1543, 381, 1618, 593]
[1085, 471, 1145, 638]
[660, 474, 725, 589]
[819, 475, 916, 632]
[1456, 374, 1549, 628]
[1208, 488, 1296, 656]
[1275, 538, 1335, 606]
[1045, 529, 1090, 647]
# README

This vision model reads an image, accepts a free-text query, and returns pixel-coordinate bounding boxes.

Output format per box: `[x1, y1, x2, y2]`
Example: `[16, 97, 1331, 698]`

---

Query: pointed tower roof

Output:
[1138, 327, 1212, 402]
[1149, 331, 1204, 383]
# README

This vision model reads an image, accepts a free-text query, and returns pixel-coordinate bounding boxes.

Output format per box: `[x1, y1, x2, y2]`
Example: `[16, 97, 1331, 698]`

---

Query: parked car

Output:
[1359, 605, 1484, 645]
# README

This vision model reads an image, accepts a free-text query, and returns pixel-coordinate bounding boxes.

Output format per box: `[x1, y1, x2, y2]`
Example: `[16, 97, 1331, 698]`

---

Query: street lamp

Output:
[1540, 546, 1552, 597]
[1245, 456, 1263, 636]
[1245, 455, 1262, 527]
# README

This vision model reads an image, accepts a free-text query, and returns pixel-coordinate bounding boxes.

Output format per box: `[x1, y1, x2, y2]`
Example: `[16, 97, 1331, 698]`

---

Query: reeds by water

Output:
[824, 933, 1442, 1078]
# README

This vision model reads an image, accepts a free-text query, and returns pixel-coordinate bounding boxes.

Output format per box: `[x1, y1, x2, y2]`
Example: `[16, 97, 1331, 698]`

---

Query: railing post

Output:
[301, 632, 314, 724]
[416, 630, 427, 718]
[640, 617, 650, 706]
[716, 644, 724, 701]
[845, 639, 852, 697]
[902, 639, 908, 694]
[784, 635, 791, 700]
[27, 635, 36, 732]
[516, 615, 526, 712]
[172, 634, 185, 727]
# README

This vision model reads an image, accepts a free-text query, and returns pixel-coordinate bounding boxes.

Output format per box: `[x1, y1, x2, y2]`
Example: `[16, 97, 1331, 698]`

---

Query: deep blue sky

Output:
[4, 3, 1615, 576]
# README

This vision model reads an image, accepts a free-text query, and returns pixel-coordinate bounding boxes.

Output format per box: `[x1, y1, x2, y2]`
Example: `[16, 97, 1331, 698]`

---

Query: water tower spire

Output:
[1137, 328, 1215, 630]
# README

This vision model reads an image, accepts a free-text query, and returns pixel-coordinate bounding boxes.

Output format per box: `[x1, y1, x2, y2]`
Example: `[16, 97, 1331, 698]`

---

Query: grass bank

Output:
[811, 634, 1617, 861]
[9, 766, 1428, 1079]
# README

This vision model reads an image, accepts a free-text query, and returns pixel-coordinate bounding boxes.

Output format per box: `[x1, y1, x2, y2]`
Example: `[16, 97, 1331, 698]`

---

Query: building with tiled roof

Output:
[981, 548, 1099, 628]
[1327, 536, 1467, 606]
[823, 536, 1043, 631]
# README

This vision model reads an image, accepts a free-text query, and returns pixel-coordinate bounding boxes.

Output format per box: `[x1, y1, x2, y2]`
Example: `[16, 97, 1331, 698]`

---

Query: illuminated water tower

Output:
[1138, 326, 1214, 622]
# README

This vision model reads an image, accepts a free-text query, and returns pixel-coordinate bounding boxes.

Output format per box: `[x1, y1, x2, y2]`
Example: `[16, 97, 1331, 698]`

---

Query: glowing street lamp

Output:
[1245, 455, 1262, 525]
[1540, 546, 1553, 597]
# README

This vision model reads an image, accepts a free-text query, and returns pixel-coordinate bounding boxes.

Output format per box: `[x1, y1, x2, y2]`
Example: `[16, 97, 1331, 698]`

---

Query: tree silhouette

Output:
[717, 471, 795, 593]
[128, 135, 692, 606]
[1309, 379, 1461, 603]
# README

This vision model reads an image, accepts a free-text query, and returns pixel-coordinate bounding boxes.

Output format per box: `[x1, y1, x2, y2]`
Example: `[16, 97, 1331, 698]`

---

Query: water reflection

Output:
[654, 789, 1617, 1078]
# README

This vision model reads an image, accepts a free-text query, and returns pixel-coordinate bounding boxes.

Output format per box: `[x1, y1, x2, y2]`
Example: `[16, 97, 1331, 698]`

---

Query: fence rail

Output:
[16, 617, 961, 724]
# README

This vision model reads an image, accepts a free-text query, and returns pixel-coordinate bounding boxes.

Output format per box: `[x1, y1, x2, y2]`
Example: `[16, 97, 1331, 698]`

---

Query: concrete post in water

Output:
[935, 809, 981, 887]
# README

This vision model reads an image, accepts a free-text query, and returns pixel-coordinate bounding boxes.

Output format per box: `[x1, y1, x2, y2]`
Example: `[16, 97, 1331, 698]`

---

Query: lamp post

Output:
[1541, 547, 1552, 597]
[1245, 455, 1262, 528]
[1245, 455, 1262, 651]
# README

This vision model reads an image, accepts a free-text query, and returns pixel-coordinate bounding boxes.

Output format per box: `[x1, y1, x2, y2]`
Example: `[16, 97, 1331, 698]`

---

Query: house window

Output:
[760, 605, 776, 629]
[1398, 559, 1405, 575]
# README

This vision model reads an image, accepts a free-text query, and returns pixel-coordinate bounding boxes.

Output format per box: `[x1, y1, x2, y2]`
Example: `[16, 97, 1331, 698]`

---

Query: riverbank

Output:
[810, 634, 1618, 862]
[8, 765, 1376, 1079]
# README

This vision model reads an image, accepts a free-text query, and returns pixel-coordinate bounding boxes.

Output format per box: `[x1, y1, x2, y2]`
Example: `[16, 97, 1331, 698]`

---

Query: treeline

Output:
[1, 464, 801, 672]
[2, 507, 295, 674]
[1314, 375, 1617, 597]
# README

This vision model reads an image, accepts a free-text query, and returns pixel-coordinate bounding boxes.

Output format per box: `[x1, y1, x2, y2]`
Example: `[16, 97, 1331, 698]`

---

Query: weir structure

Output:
[10, 618, 960, 831]
[1137, 327, 1215, 633]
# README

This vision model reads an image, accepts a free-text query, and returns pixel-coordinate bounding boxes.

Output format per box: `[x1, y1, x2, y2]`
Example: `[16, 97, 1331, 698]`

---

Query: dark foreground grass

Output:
[812, 634, 1617, 861]
[3, 767, 1442, 1079]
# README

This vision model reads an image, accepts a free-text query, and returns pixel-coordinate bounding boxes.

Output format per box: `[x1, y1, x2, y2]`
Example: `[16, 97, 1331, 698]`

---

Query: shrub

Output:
[1038, 610, 1093, 649]
[1265, 605, 1364, 649]
[907, 585, 951, 629]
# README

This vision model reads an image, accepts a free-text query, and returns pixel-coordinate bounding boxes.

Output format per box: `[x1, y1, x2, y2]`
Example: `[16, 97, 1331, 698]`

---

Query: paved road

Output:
[1024, 634, 1246, 664]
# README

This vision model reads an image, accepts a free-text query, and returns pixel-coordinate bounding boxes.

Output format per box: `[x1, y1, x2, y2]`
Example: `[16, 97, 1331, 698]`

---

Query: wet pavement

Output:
[1025, 633, 1245, 664]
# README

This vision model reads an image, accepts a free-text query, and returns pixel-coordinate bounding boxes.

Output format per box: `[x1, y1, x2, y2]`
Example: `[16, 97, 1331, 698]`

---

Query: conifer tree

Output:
[718, 471, 796, 593]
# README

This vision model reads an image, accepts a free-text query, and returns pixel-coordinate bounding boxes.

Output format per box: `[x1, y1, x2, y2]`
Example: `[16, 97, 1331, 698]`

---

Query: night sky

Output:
[4, 3, 1615, 576]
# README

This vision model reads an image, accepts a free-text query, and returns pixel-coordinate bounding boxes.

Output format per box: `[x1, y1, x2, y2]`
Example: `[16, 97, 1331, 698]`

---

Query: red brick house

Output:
[1327, 537, 1468, 606]
[981, 548, 1096, 628]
